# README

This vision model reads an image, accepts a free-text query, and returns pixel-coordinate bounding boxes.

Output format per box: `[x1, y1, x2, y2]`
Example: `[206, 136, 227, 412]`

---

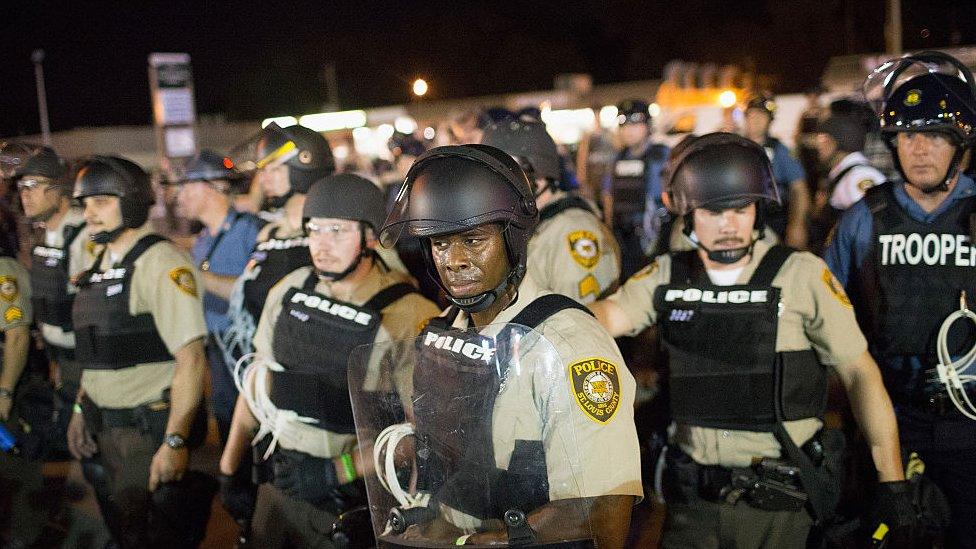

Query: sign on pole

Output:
[148, 53, 197, 181]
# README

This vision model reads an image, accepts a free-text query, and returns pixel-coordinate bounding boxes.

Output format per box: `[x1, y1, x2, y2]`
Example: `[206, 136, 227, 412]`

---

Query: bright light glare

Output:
[413, 79, 428, 97]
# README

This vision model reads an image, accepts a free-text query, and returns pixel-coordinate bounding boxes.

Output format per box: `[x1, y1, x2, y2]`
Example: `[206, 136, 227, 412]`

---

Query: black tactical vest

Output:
[537, 195, 594, 224]
[72, 235, 174, 370]
[30, 221, 85, 331]
[850, 183, 976, 366]
[243, 227, 311, 320]
[413, 294, 591, 520]
[654, 246, 827, 430]
[269, 272, 415, 434]
[610, 144, 667, 229]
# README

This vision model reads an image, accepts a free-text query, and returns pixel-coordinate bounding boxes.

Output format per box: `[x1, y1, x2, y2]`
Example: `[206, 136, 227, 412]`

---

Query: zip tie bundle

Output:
[934, 292, 976, 421]
[374, 422, 429, 509]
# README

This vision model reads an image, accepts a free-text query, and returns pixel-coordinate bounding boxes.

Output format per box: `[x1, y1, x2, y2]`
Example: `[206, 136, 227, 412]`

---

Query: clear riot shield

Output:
[348, 323, 596, 548]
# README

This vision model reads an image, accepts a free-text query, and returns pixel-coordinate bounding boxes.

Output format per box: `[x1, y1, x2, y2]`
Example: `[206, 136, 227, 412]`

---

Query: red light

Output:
[222, 157, 234, 169]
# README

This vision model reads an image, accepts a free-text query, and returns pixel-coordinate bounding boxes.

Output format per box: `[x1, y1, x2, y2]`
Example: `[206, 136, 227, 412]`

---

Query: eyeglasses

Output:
[305, 221, 360, 242]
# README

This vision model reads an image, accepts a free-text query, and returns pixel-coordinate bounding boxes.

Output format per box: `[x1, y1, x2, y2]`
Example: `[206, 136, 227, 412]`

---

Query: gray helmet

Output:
[171, 150, 245, 187]
[15, 146, 68, 181]
[666, 132, 779, 216]
[817, 115, 867, 153]
[303, 173, 385, 230]
[380, 144, 538, 311]
[263, 124, 335, 193]
[480, 119, 561, 186]
[73, 156, 155, 241]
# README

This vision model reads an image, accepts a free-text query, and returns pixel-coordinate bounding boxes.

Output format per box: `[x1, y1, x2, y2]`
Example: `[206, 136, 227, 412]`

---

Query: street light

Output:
[32, 49, 51, 146]
[412, 78, 428, 97]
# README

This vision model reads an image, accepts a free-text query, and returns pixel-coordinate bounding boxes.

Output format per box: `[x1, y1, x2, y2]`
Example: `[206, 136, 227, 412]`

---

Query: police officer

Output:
[219, 124, 335, 369]
[0, 229, 46, 548]
[65, 156, 211, 548]
[825, 51, 976, 547]
[743, 93, 811, 249]
[808, 115, 885, 253]
[482, 119, 620, 303]
[379, 144, 641, 548]
[219, 173, 439, 547]
[602, 99, 670, 279]
[14, 145, 93, 407]
[590, 133, 909, 547]
[169, 150, 264, 443]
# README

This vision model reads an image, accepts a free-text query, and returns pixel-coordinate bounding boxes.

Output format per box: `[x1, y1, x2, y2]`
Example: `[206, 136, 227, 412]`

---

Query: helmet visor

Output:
[228, 122, 299, 174]
[863, 51, 976, 116]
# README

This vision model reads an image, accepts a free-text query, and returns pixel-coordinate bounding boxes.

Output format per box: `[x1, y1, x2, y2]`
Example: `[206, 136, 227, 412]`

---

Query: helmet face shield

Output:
[864, 51, 976, 142]
[229, 122, 299, 174]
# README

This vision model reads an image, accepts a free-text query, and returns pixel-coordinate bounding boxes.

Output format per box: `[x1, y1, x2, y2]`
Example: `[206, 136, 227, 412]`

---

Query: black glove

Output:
[272, 449, 339, 504]
[869, 480, 917, 545]
[219, 470, 257, 522]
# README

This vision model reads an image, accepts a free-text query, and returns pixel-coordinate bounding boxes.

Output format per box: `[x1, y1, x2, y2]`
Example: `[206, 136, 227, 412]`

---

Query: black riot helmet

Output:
[817, 115, 868, 153]
[13, 145, 68, 182]
[481, 119, 562, 194]
[388, 132, 426, 159]
[617, 99, 652, 125]
[73, 156, 155, 244]
[169, 150, 246, 191]
[666, 132, 779, 263]
[304, 173, 386, 281]
[865, 50, 976, 191]
[745, 92, 778, 119]
[380, 144, 538, 312]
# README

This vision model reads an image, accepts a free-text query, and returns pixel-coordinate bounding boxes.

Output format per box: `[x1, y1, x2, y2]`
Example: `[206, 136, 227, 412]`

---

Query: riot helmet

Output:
[388, 132, 427, 159]
[481, 119, 561, 195]
[304, 173, 386, 281]
[745, 93, 778, 119]
[380, 144, 538, 312]
[72, 156, 155, 244]
[666, 132, 779, 263]
[4, 144, 71, 221]
[864, 50, 976, 191]
[617, 99, 652, 125]
[169, 150, 246, 191]
[231, 122, 335, 208]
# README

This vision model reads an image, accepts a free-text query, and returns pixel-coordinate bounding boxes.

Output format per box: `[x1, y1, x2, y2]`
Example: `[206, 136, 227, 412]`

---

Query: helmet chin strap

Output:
[262, 189, 294, 211]
[91, 225, 126, 245]
[687, 231, 757, 265]
[447, 267, 522, 313]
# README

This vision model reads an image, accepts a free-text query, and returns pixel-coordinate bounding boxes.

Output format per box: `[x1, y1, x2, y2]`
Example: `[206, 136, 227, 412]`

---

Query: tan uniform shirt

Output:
[81, 225, 208, 409]
[608, 240, 866, 467]
[445, 277, 643, 503]
[254, 262, 440, 457]
[0, 257, 32, 333]
[527, 192, 621, 303]
[36, 208, 94, 348]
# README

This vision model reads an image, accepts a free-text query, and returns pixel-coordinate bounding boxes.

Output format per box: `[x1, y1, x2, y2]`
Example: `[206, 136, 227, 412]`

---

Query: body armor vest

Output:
[653, 246, 827, 430]
[610, 144, 666, 229]
[72, 234, 174, 370]
[537, 195, 594, 224]
[31, 222, 85, 331]
[243, 227, 311, 320]
[269, 272, 415, 434]
[413, 294, 591, 520]
[851, 183, 976, 370]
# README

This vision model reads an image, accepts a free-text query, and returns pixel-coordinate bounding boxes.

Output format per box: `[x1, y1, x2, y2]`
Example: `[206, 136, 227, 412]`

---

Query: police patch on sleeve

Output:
[168, 267, 198, 298]
[4, 306, 23, 323]
[630, 260, 658, 281]
[567, 230, 600, 269]
[857, 179, 875, 193]
[0, 276, 19, 302]
[821, 268, 852, 309]
[569, 358, 621, 424]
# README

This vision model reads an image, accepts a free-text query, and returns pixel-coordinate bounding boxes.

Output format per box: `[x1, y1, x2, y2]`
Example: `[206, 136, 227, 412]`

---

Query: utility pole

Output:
[885, 0, 902, 55]
[31, 49, 51, 146]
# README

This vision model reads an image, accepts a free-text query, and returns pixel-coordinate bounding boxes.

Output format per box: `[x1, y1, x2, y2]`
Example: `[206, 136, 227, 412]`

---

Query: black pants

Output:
[898, 407, 976, 549]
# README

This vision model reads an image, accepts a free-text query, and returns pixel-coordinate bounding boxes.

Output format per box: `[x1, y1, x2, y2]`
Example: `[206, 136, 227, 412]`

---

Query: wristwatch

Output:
[164, 433, 187, 450]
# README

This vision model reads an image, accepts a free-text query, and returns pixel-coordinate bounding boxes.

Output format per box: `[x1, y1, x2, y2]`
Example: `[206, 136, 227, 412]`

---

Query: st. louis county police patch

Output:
[569, 358, 621, 424]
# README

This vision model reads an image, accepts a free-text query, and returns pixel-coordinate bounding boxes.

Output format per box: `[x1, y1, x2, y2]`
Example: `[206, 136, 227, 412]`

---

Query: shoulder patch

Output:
[417, 316, 434, 334]
[569, 358, 622, 424]
[168, 267, 199, 298]
[857, 179, 876, 193]
[821, 268, 852, 309]
[85, 240, 98, 256]
[578, 274, 600, 300]
[4, 306, 23, 323]
[567, 230, 600, 269]
[630, 260, 659, 281]
[0, 276, 19, 302]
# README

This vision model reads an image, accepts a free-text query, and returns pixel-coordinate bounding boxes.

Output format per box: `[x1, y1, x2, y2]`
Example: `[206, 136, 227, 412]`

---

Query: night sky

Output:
[2, 0, 974, 137]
